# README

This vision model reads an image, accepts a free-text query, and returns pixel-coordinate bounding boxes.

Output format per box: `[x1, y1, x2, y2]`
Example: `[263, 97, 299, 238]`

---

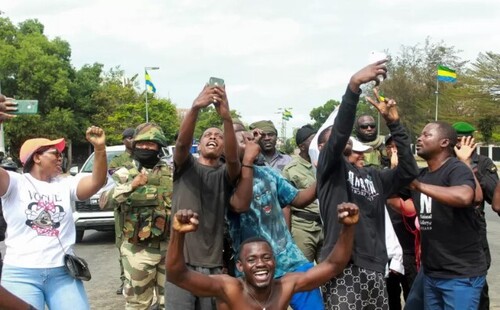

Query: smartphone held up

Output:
[11, 100, 39, 115]
[208, 77, 224, 87]
[369, 51, 388, 84]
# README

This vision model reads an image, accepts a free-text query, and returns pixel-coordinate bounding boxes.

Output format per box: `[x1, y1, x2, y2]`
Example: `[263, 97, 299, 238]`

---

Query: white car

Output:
[70, 145, 125, 243]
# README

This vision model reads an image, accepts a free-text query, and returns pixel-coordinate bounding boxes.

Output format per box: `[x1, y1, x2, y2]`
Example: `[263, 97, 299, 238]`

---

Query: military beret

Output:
[249, 120, 277, 134]
[452, 122, 476, 135]
[295, 124, 317, 145]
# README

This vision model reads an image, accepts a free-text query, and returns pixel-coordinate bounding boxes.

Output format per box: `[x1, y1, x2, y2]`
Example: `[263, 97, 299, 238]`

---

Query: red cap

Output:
[19, 138, 65, 164]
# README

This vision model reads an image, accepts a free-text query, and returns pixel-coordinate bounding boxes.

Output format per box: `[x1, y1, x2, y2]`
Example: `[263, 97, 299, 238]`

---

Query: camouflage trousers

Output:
[121, 240, 167, 310]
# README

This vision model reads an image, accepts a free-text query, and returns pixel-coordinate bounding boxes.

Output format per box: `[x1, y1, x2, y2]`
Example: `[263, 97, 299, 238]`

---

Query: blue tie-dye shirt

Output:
[228, 165, 308, 278]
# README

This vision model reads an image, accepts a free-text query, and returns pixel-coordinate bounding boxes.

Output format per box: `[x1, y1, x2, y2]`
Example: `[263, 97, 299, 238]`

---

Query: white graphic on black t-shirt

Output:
[419, 193, 432, 231]
[347, 171, 379, 201]
[25, 193, 66, 237]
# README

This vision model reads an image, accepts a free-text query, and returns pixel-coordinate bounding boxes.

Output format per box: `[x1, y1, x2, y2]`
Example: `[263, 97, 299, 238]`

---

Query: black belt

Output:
[293, 211, 322, 225]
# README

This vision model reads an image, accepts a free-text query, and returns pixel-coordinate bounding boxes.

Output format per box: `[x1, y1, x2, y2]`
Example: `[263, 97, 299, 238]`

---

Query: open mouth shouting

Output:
[206, 141, 218, 149]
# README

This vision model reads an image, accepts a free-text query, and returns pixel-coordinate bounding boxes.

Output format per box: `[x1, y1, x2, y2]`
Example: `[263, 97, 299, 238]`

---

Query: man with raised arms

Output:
[166, 205, 359, 310]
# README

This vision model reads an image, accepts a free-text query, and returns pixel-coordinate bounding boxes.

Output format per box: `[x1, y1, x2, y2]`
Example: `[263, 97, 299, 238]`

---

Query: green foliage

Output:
[369, 39, 472, 141]
[307, 39, 499, 143]
[309, 99, 340, 129]
[477, 115, 497, 144]
[0, 17, 183, 164]
[279, 138, 296, 155]
[193, 106, 241, 140]
[469, 51, 500, 101]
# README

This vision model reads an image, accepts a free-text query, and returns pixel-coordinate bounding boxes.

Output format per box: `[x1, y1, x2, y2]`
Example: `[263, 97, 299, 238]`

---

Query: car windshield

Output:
[81, 150, 125, 173]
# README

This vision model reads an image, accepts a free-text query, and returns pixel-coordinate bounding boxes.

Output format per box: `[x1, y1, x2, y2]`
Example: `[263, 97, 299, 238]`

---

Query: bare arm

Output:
[387, 197, 416, 216]
[230, 132, 261, 213]
[290, 203, 358, 292]
[174, 85, 215, 168]
[290, 182, 317, 208]
[411, 180, 474, 208]
[0, 95, 17, 196]
[214, 86, 240, 183]
[166, 210, 229, 298]
[77, 126, 108, 200]
[0, 285, 34, 310]
[282, 206, 291, 231]
[0, 168, 10, 197]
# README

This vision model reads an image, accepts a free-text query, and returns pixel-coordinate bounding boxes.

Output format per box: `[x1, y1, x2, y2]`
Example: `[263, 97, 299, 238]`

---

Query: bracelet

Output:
[242, 164, 253, 169]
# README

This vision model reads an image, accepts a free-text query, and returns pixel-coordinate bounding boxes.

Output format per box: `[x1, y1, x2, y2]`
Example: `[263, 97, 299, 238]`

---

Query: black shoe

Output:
[116, 283, 124, 295]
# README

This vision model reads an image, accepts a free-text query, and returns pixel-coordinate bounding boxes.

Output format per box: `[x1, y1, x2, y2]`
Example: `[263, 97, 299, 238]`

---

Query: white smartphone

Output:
[368, 51, 388, 83]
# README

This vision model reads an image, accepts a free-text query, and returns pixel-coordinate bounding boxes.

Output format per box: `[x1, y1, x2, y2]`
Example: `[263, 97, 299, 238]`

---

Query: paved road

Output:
[486, 206, 500, 309]
[1, 207, 500, 309]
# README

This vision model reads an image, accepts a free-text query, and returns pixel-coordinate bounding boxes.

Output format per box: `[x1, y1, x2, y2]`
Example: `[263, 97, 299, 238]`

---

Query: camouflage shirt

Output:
[107, 160, 173, 246]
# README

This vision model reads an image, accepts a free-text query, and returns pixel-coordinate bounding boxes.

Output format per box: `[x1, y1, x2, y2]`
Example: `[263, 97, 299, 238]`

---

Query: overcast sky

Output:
[4, 0, 500, 137]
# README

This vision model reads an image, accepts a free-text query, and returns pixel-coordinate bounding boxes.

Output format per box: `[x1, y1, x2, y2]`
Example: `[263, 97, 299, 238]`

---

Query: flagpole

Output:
[145, 68, 149, 123]
[435, 78, 439, 121]
[144, 66, 159, 123]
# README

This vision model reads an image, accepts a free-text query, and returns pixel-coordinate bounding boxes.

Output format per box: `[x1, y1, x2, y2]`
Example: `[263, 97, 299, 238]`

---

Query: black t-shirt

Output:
[410, 157, 487, 278]
[172, 155, 232, 268]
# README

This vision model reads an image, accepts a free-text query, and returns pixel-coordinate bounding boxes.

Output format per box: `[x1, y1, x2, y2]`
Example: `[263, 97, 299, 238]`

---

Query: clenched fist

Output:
[337, 203, 359, 226]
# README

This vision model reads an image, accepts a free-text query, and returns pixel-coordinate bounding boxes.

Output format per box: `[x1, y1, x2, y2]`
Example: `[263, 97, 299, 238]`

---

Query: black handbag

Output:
[64, 253, 92, 281]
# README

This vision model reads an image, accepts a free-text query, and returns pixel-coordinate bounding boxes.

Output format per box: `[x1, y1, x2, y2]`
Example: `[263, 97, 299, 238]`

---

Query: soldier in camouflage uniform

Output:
[102, 123, 172, 310]
[108, 127, 135, 295]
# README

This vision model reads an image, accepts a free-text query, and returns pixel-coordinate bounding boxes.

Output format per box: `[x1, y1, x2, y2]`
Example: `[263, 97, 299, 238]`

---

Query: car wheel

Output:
[76, 229, 85, 243]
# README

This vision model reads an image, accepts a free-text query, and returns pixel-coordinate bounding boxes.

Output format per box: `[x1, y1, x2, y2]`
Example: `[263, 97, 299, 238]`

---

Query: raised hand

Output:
[243, 129, 262, 163]
[390, 147, 398, 169]
[366, 88, 399, 123]
[192, 84, 222, 111]
[172, 209, 199, 233]
[454, 136, 477, 164]
[213, 86, 231, 120]
[0, 94, 17, 122]
[86, 126, 106, 149]
[349, 60, 388, 92]
[337, 202, 359, 226]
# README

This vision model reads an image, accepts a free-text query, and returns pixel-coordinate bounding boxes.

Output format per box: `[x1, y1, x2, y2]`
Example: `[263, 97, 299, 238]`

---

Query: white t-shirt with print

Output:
[2, 172, 80, 268]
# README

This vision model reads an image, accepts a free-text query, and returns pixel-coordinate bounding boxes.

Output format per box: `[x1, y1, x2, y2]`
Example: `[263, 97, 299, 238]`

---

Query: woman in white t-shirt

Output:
[0, 126, 108, 310]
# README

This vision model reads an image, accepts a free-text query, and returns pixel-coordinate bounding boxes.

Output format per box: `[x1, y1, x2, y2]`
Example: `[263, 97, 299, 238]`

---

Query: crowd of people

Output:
[0, 59, 499, 310]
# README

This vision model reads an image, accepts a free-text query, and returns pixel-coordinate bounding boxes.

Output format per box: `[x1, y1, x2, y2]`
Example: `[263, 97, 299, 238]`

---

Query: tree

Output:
[103, 97, 180, 145]
[0, 17, 78, 159]
[193, 106, 241, 140]
[309, 99, 340, 130]
[469, 51, 500, 100]
[477, 115, 496, 144]
[376, 38, 469, 140]
[279, 137, 296, 155]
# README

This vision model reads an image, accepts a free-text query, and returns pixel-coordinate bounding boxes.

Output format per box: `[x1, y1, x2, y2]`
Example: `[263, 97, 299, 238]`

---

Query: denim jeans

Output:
[424, 274, 485, 310]
[1, 264, 89, 310]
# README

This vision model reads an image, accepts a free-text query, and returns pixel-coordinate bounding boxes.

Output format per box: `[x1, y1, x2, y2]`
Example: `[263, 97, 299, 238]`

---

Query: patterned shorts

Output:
[321, 263, 388, 310]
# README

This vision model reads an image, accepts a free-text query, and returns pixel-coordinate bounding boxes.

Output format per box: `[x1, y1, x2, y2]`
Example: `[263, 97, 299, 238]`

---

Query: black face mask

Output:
[133, 149, 160, 168]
